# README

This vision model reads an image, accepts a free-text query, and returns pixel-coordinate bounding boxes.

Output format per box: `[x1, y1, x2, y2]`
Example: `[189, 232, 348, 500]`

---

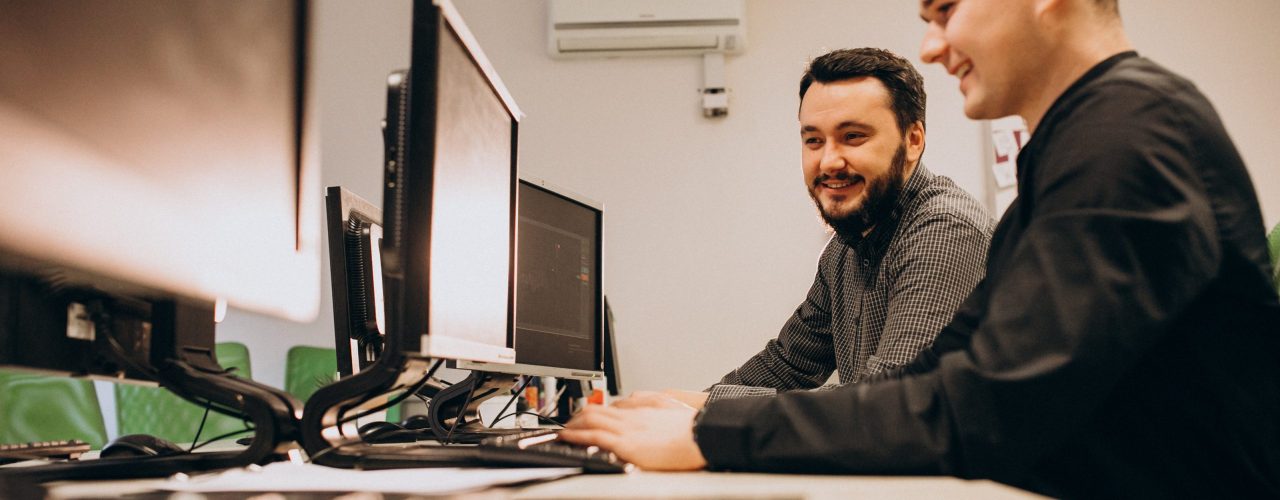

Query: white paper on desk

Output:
[159, 462, 580, 495]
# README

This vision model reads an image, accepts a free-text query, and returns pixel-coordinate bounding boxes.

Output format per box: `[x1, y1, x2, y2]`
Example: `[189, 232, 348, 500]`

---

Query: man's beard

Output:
[811, 143, 908, 242]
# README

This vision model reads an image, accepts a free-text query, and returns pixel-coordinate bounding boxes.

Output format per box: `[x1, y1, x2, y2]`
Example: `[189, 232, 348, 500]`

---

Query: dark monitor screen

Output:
[457, 179, 605, 380]
[513, 180, 602, 373]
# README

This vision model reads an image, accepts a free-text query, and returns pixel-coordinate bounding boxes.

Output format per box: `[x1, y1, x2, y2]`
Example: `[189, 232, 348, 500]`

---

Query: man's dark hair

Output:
[799, 48, 926, 134]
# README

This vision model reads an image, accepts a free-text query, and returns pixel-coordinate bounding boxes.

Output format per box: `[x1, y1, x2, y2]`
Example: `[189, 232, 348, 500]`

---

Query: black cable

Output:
[488, 376, 534, 428]
[335, 359, 442, 429]
[305, 441, 344, 464]
[188, 427, 256, 452]
[442, 380, 479, 445]
[486, 411, 565, 429]
[87, 303, 158, 380]
[309, 359, 444, 461]
[187, 403, 213, 453]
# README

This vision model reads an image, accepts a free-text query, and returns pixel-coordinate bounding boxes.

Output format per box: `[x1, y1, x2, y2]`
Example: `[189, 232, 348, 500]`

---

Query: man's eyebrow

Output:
[801, 121, 870, 133]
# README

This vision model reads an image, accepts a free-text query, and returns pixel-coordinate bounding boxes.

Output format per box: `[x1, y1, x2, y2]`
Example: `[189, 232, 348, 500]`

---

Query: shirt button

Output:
[861, 259, 871, 266]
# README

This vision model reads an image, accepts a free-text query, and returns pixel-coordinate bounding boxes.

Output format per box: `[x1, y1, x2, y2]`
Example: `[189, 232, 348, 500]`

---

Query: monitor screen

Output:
[514, 180, 602, 372]
[457, 179, 605, 380]
[0, 0, 319, 322]
[380, 0, 519, 365]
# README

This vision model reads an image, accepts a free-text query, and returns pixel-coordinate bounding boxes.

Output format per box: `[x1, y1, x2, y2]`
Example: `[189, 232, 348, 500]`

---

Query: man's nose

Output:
[920, 22, 947, 65]
[819, 144, 846, 174]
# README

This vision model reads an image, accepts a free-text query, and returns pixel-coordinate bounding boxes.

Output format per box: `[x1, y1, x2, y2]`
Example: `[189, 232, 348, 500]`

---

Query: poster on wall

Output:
[988, 116, 1029, 217]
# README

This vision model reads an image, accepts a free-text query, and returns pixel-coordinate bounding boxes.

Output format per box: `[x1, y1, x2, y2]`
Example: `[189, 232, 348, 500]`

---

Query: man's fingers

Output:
[558, 428, 622, 451]
[564, 405, 628, 433]
[613, 392, 675, 409]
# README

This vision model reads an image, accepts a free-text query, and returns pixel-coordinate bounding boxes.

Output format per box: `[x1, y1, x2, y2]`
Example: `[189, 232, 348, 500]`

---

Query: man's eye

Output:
[804, 137, 822, 145]
[937, 2, 954, 22]
[845, 133, 865, 142]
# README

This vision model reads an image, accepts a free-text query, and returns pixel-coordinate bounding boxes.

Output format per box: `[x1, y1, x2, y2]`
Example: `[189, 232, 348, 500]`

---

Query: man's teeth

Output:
[826, 181, 851, 189]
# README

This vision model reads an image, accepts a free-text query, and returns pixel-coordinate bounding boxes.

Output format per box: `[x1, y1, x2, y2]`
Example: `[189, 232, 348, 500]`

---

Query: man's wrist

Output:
[690, 406, 707, 443]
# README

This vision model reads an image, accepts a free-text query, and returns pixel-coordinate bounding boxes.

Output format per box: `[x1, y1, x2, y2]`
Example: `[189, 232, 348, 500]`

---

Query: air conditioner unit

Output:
[548, 0, 747, 59]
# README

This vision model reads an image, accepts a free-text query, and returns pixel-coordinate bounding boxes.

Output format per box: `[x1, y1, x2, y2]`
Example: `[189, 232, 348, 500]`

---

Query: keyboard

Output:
[477, 429, 632, 474]
[319, 430, 632, 473]
[0, 439, 91, 465]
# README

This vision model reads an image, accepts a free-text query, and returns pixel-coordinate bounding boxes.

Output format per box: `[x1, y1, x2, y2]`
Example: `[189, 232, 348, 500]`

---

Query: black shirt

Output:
[694, 52, 1280, 498]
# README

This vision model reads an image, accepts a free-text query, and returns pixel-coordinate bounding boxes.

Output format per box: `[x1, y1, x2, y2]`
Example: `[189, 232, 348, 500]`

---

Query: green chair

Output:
[114, 342, 253, 444]
[284, 345, 337, 403]
[285, 345, 400, 422]
[0, 371, 109, 449]
[1268, 222, 1280, 293]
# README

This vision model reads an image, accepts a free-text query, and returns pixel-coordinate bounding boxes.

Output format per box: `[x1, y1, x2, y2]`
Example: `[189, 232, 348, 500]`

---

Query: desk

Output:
[42, 470, 1042, 499]
[517, 472, 1041, 499]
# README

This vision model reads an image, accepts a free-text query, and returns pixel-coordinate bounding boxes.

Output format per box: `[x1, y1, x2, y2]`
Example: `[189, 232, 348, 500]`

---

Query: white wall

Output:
[216, 0, 1280, 397]
[214, 0, 412, 389]
[447, 0, 985, 393]
[1121, 0, 1280, 228]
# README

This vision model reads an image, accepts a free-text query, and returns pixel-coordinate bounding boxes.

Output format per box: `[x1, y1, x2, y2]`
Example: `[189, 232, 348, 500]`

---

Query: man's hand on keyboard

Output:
[559, 398, 707, 471]
[618, 390, 709, 410]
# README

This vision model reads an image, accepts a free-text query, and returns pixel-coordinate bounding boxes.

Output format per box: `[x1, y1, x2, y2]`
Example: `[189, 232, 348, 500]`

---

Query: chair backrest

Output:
[0, 371, 109, 449]
[1268, 222, 1280, 293]
[114, 342, 253, 444]
[284, 345, 337, 403]
[284, 345, 400, 422]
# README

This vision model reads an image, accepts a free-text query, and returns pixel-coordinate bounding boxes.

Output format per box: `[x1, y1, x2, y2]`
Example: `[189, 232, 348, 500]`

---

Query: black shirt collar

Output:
[1017, 51, 1139, 182]
[1026, 51, 1139, 150]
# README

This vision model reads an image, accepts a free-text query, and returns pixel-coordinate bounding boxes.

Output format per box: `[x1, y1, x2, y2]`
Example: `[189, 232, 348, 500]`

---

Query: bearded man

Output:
[657, 47, 993, 409]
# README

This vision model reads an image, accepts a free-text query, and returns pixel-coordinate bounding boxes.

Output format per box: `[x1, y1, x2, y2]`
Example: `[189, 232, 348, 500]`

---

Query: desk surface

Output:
[43, 469, 1042, 499]
[517, 472, 1041, 500]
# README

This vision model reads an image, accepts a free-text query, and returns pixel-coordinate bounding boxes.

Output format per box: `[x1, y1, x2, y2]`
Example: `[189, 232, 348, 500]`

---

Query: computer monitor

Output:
[302, 0, 523, 457]
[382, 0, 520, 366]
[0, 0, 317, 479]
[325, 187, 386, 378]
[457, 179, 605, 381]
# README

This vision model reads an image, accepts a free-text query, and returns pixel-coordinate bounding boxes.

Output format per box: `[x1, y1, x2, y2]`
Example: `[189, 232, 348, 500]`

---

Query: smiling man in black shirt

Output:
[561, 0, 1280, 496]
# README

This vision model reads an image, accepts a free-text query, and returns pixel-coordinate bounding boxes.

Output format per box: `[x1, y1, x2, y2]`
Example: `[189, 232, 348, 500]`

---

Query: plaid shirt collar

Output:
[847, 162, 935, 263]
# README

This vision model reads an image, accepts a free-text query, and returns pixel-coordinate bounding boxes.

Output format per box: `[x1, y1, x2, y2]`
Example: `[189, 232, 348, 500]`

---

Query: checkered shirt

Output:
[708, 164, 993, 403]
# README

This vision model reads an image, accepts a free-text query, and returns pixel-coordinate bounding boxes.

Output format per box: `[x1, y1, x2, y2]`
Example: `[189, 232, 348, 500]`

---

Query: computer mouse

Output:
[400, 414, 433, 430]
[99, 434, 187, 458]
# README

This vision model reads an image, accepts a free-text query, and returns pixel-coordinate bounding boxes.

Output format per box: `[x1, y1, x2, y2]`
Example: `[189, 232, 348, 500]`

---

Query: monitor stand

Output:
[426, 370, 523, 444]
[300, 351, 526, 468]
[0, 274, 302, 482]
[300, 351, 458, 468]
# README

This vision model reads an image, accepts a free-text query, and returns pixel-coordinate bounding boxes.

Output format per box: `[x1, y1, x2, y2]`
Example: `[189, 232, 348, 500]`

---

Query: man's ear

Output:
[906, 121, 926, 163]
[1034, 0, 1068, 20]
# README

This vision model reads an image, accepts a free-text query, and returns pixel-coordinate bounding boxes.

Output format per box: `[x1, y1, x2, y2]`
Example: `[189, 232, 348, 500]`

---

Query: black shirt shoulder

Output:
[1020, 56, 1228, 222]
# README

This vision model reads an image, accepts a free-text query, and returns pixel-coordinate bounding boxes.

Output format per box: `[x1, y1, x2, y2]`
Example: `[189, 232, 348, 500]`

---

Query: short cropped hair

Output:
[799, 48, 926, 133]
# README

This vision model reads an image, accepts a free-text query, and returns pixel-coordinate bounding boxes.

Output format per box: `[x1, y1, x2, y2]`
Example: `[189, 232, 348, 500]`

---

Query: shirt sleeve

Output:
[694, 85, 1220, 479]
[864, 210, 991, 378]
[710, 241, 840, 395]
[865, 277, 988, 384]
